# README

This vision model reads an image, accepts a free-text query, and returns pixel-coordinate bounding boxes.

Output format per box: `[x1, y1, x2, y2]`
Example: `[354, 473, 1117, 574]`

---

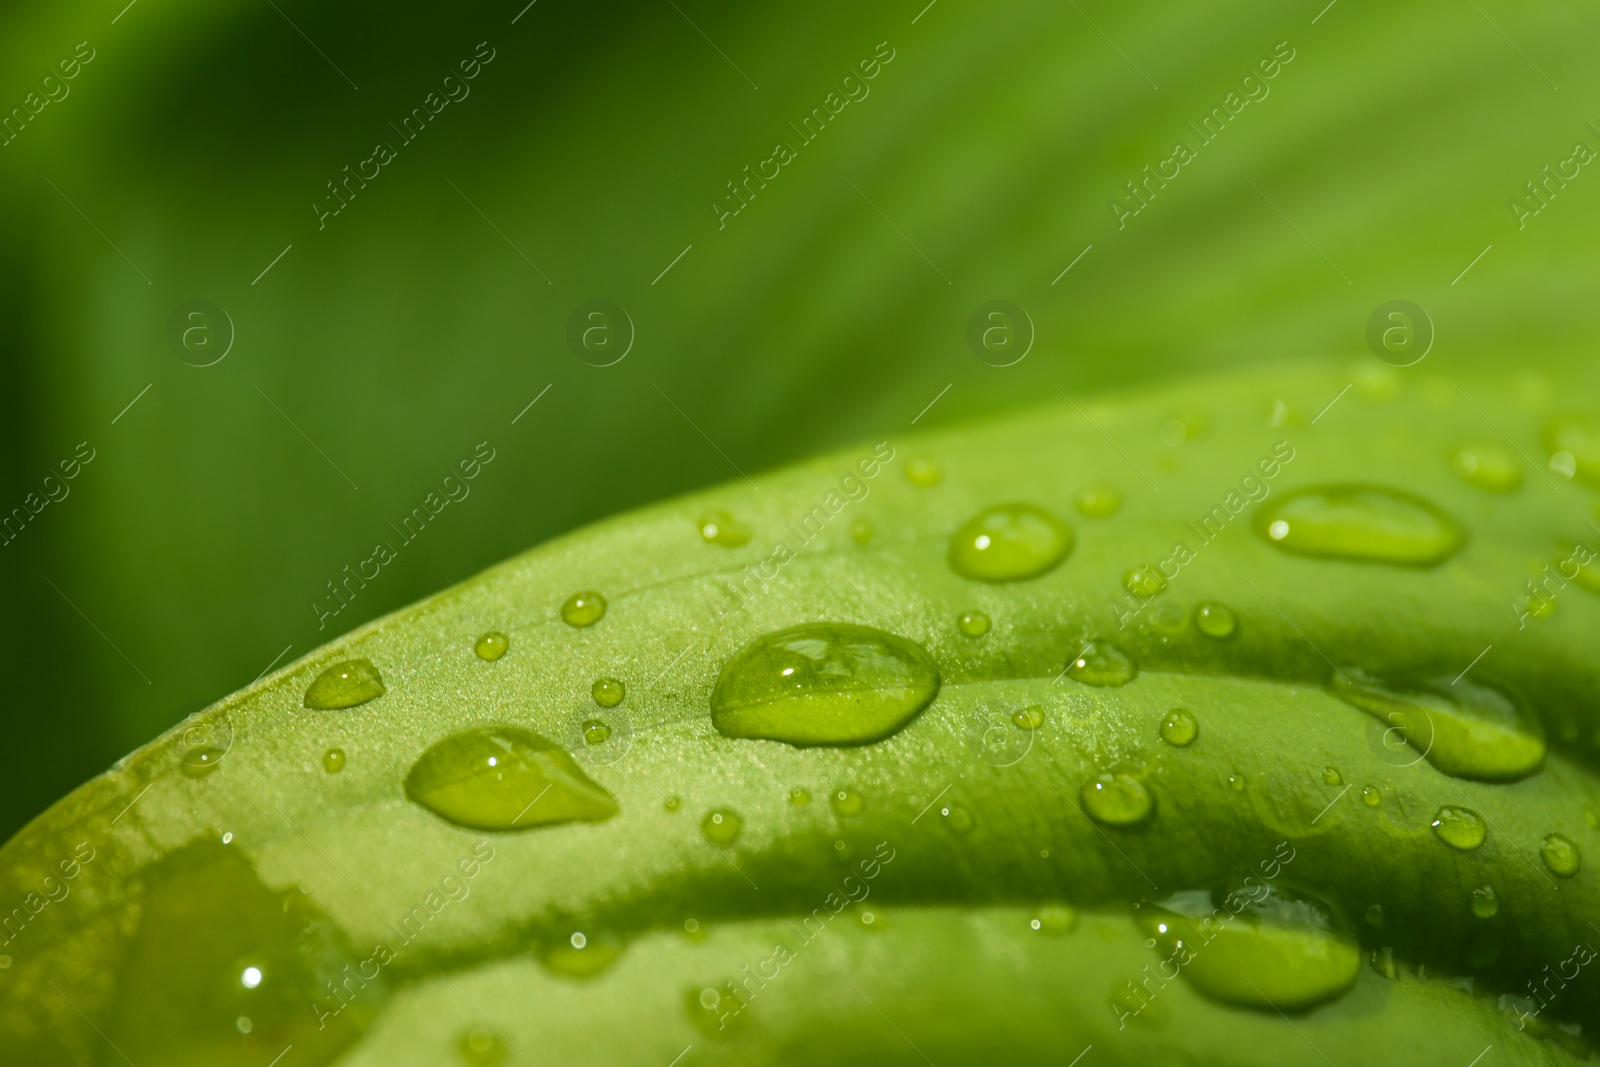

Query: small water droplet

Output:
[1160, 708, 1197, 746]
[1332, 672, 1545, 782]
[1255, 485, 1464, 566]
[539, 927, 624, 979]
[181, 747, 225, 778]
[698, 509, 752, 548]
[1073, 484, 1121, 517]
[582, 719, 613, 745]
[235, 1016, 252, 1035]
[1082, 773, 1153, 826]
[1322, 767, 1343, 786]
[220, 831, 233, 844]
[1065, 640, 1136, 687]
[906, 458, 942, 487]
[474, 632, 509, 661]
[856, 907, 883, 931]
[303, 658, 386, 710]
[1123, 565, 1167, 599]
[849, 518, 874, 545]
[710, 623, 941, 746]
[663, 795, 682, 813]
[1012, 704, 1045, 730]
[1030, 904, 1078, 935]
[322, 748, 346, 774]
[957, 610, 991, 637]
[948, 503, 1074, 582]
[788, 787, 811, 806]
[1541, 833, 1581, 876]
[560, 591, 607, 627]
[1544, 414, 1600, 485]
[1227, 773, 1246, 792]
[459, 1025, 506, 1066]
[830, 788, 865, 818]
[1364, 904, 1383, 926]
[1361, 785, 1381, 807]
[701, 809, 744, 846]
[1450, 443, 1522, 493]
[591, 677, 625, 708]
[404, 726, 619, 831]
[1470, 886, 1499, 918]
[1194, 603, 1236, 639]
[1431, 805, 1488, 851]
[940, 804, 974, 832]
[682, 917, 704, 940]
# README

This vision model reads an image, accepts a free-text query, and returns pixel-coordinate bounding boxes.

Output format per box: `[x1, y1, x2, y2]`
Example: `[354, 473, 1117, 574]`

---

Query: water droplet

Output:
[404, 726, 619, 831]
[1160, 708, 1197, 746]
[539, 927, 624, 978]
[1364, 904, 1383, 926]
[698, 509, 752, 548]
[1551, 451, 1578, 479]
[701, 809, 743, 846]
[957, 610, 991, 637]
[591, 677, 625, 708]
[1431, 805, 1487, 851]
[474, 632, 509, 661]
[1322, 767, 1343, 786]
[181, 747, 225, 778]
[1123, 565, 1167, 599]
[1012, 705, 1045, 730]
[709, 623, 941, 746]
[220, 831, 233, 844]
[1361, 785, 1381, 807]
[788, 787, 811, 806]
[1227, 773, 1246, 792]
[663, 795, 682, 813]
[582, 719, 612, 745]
[849, 518, 873, 545]
[830, 788, 865, 818]
[1194, 603, 1236, 639]
[1135, 884, 1360, 1010]
[1332, 672, 1545, 782]
[236, 1016, 252, 1035]
[1542, 833, 1581, 876]
[303, 658, 386, 710]
[1255, 485, 1464, 566]
[1470, 886, 1499, 918]
[682, 917, 704, 940]
[322, 748, 346, 774]
[1030, 904, 1079, 935]
[459, 1025, 506, 1066]
[940, 804, 973, 833]
[1081, 773, 1153, 826]
[560, 591, 607, 627]
[906, 458, 942, 487]
[948, 503, 1074, 582]
[856, 907, 883, 931]
[1544, 414, 1600, 485]
[1065, 640, 1136, 687]
[1073, 484, 1121, 518]
[1450, 443, 1522, 493]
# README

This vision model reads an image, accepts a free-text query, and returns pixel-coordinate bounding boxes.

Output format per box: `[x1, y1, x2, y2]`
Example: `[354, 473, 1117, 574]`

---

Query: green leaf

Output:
[4, 362, 1598, 1063]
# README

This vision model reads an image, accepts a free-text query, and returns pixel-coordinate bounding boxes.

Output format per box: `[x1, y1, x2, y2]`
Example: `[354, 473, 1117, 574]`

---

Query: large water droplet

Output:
[1450, 443, 1522, 493]
[1161, 708, 1197, 746]
[1194, 603, 1236, 639]
[474, 632, 509, 661]
[1081, 773, 1153, 826]
[1431, 805, 1487, 850]
[701, 808, 744, 846]
[1542, 833, 1581, 877]
[1256, 485, 1464, 566]
[560, 591, 607, 627]
[1134, 884, 1359, 1011]
[948, 503, 1074, 582]
[1331, 672, 1544, 782]
[404, 726, 619, 831]
[303, 658, 386, 710]
[709, 623, 940, 746]
[1543, 414, 1600, 485]
[1065, 640, 1136, 687]
[698, 510, 751, 548]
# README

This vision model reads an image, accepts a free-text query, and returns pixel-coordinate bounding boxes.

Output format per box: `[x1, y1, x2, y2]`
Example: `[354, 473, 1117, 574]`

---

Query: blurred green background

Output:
[1, 0, 1596, 841]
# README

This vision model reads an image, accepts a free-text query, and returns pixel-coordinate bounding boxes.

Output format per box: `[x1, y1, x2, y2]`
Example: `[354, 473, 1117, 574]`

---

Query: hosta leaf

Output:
[4, 362, 1599, 1064]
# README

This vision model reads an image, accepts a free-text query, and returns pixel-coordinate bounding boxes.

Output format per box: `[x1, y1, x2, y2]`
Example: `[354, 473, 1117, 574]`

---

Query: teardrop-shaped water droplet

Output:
[303, 658, 386, 710]
[701, 808, 744, 846]
[321, 748, 346, 774]
[404, 726, 618, 831]
[1361, 785, 1381, 807]
[1012, 704, 1045, 730]
[1332, 672, 1544, 782]
[1470, 886, 1499, 918]
[1194, 602, 1236, 639]
[591, 677, 625, 708]
[709, 623, 940, 746]
[473, 632, 509, 661]
[1081, 773, 1152, 826]
[906, 458, 942, 487]
[957, 610, 991, 637]
[1073, 484, 1121, 518]
[560, 591, 607, 627]
[539, 927, 625, 979]
[830, 788, 865, 818]
[1543, 414, 1600, 486]
[1065, 640, 1136, 687]
[1322, 767, 1343, 786]
[1134, 884, 1360, 1010]
[1256, 485, 1464, 566]
[1160, 708, 1197, 746]
[698, 510, 751, 548]
[582, 719, 612, 745]
[1450, 443, 1522, 493]
[948, 503, 1074, 582]
[1431, 805, 1487, 851]
[1541, 833, 1581, 877]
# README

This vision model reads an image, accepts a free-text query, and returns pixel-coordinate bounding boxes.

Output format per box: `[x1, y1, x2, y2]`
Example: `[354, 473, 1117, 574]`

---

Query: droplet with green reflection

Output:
[1160, 708, 1197, 746]
[1065, 640, 1136, 687]
[1331, 672, 1544, 782]
[1081, 772, 1152, 826]
[1255, 484, 1464, 566]
[1541, 833, 1581, 877]
[1431, 805, 1487, 851]
[303, 658, 386, 710]
[404, 726, 618, 831]
[948, 503, 1074, 582]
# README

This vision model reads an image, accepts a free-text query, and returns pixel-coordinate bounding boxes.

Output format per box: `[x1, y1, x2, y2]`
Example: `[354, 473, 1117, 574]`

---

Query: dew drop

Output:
[1431, 806, 1488, 851]
[698, 509, 752, 548]
[1029, 904, 1079, 935]
[1227, 774, 1246, 792]
[663, 795, 682, 813]
[539, 927, 624, 979]
[1543, 414, 1600, 485]
[560, 591, 607, 628]
[830, 788, 865, 818]
[181, 747, 226, 778]
[303, 658, 386, 710]
[1331, 672, 1544, 782]
[1073, 484, 1121, 518]
[709, 622, 941, 746]
[1160, 708, 1198, 746]
[701, 809, 744, 846]
[1065, 640, 1136, 687]
[957, 610, 992, 637]
[322, 748, 346, 774]
[1470, 886, 1499, 918]
[1194, 602, 1236, 639]
[1255, 485, 1465, 566]
[906, 458, 942, 486]
[856, 907, 882, 931]
[1450, 443, 1522, 493]
[788, 787, 812, 806]
[459, 1025, 506, 1066]
[474, 632, 509, 662]
[1322, 767, 1343, 786]
[1123, 565, 1167, 599]
[1134, 884, 1360, 1010]
[1541, 833, 1581, 877]
[1081, 773, 1153, 826]
[940, 804, 974, 833]
[849, 518, 873, 545]
[582, 719, 612, 746]
[1012, 705, 1045, 730]
[947, 503, 1074, 582]
[682, 917, 704, 940]
[1361, 785, 1381, 807]
[591, 678, 625, 708]
[404, 726, 619, 831]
